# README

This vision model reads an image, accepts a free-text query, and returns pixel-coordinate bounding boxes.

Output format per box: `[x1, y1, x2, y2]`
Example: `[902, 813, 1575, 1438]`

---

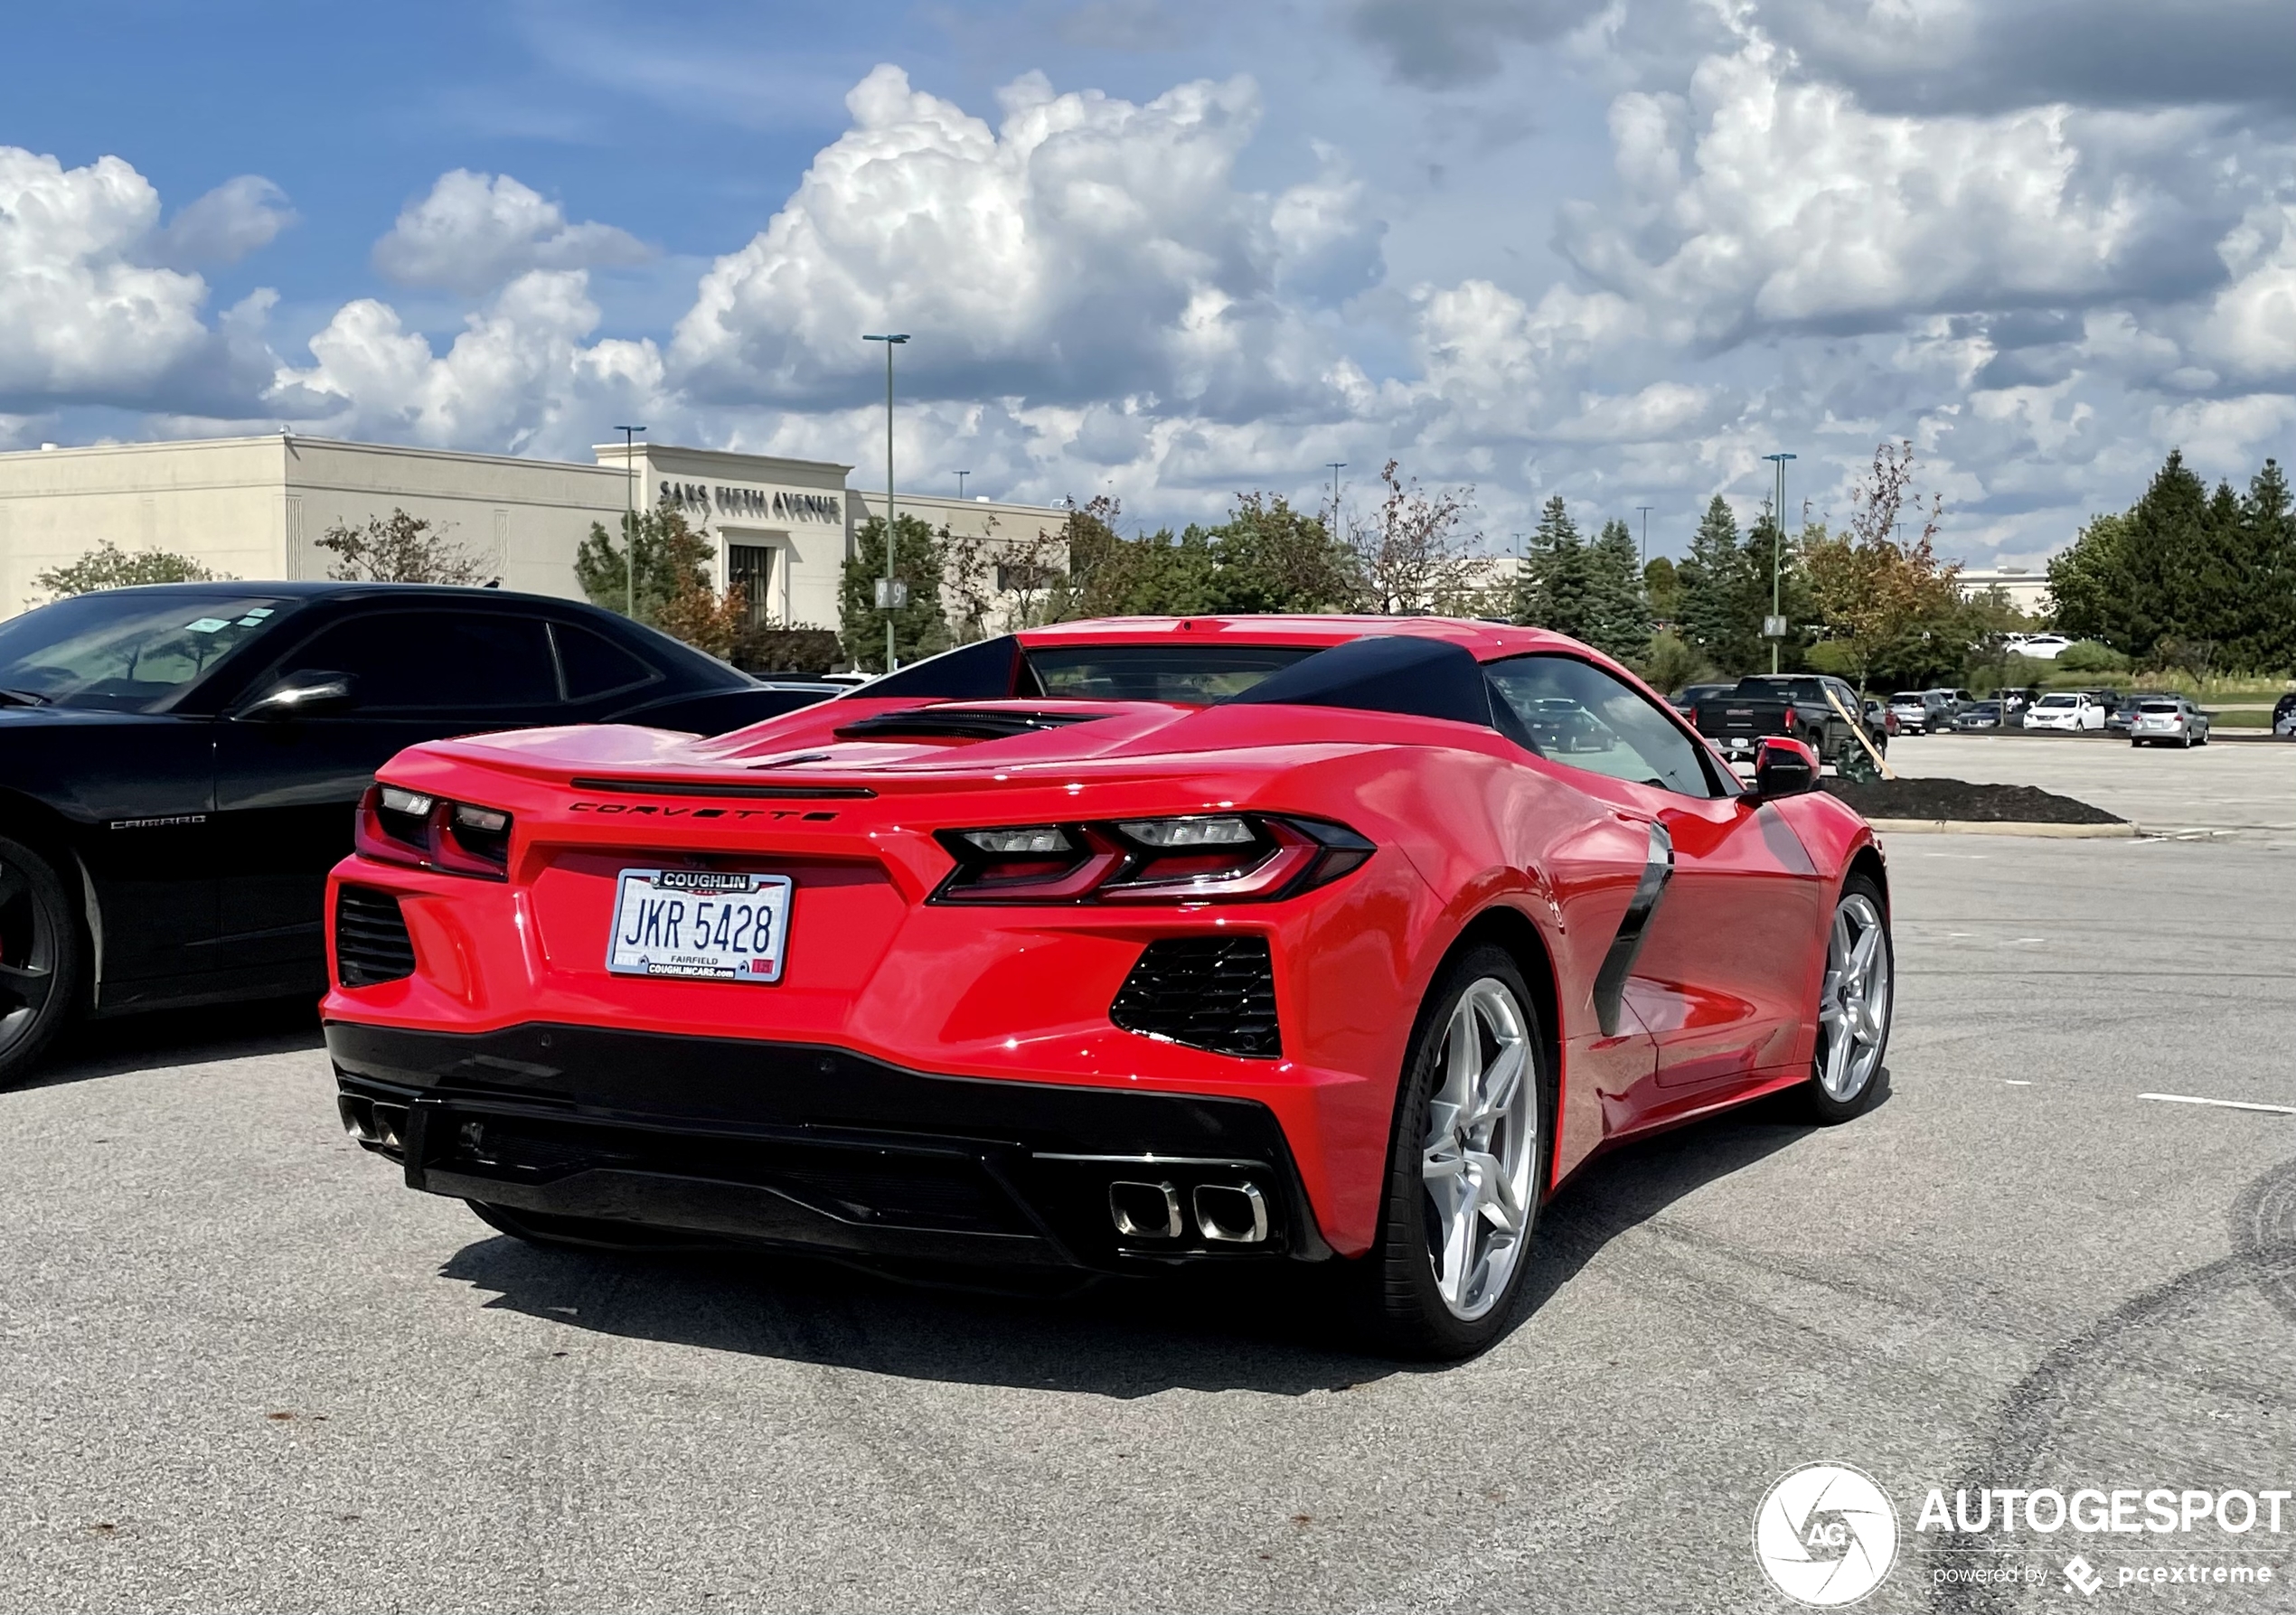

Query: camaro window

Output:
[1486, 654, 1718, 797]
[278, 612, 559, 709]
[553, 623, 658, 700]
[0, 593, 287, 711]
[1026, 643, 1317, 704]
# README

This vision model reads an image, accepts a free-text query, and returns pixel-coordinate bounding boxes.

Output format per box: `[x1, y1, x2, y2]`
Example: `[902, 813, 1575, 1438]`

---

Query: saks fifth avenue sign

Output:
[659, 481, 843, 523]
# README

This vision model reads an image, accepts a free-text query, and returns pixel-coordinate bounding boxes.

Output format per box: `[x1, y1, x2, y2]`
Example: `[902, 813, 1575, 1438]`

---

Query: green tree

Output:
[1635, 629, 1708, 694]
[1677, 496, 1749, 671]
[1801, 441, 1959, 692]
[34, 540, 227, 596]
[1207, 493, 1352, 613]
[2049, 450, 2210, 666]
[1580, 518, 1651, 661]
[2056, 639, 2130, 674]
[1733, 509, 1820, 673]
[317, 508, 486, 585]
[1642, 555, 1682, 625]
[578, 506, 715, 625]
[2228, 459, 2296, 673]
[1513, 496, 1589, 637]
[838, 513, 952, 672]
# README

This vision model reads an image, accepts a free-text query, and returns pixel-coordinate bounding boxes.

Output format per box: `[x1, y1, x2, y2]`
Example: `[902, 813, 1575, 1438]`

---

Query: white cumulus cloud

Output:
[275, 270, 665, 455]
[372, 170, 652, 295]
[150, 174, 296, 268]
[0, 146, 215, 405]
[670, 65, 1379, 415]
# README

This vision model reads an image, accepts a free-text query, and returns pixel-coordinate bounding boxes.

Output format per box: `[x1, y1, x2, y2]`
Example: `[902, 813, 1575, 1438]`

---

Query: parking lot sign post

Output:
[1764, 614, 1788, 639]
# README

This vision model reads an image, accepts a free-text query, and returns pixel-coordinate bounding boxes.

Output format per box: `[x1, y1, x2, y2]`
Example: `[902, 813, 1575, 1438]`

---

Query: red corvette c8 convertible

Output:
[324, 616, 1893, 1357]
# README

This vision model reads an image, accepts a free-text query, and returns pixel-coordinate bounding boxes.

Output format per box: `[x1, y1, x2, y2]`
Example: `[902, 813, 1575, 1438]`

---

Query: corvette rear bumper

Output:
[326, 1020, 1333, 1272]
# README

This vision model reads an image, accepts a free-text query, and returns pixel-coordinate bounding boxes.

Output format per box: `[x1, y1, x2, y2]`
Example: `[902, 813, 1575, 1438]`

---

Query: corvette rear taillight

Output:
[357, 784, 513, 879]
[931, 814, 1373, 905]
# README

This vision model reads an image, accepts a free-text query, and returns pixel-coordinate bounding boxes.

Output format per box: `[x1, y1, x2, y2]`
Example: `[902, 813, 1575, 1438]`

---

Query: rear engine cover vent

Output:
[1111, 936, 1281, 1058]
[335, 886, 416, 987]
[834, 707, 1100, 742]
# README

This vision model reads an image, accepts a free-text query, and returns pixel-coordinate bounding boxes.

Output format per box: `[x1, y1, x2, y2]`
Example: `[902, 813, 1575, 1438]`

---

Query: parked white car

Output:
[2023, 691, 2104, 731]
[2009, 634, 2073, 660]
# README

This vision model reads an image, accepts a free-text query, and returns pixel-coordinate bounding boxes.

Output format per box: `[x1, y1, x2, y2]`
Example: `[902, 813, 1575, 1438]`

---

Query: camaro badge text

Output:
[109, 813, 208, 830]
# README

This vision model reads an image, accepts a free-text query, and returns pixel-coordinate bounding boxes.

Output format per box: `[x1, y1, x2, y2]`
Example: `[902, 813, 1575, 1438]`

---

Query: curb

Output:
[1867, 819, 2138, 838]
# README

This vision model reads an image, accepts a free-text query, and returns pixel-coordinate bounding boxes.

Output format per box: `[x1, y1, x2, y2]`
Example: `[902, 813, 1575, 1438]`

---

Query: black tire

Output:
[0, 833, 86, 1090]
[1351, 944, 1550, 1360]
[1804, 873, 1892, 1125]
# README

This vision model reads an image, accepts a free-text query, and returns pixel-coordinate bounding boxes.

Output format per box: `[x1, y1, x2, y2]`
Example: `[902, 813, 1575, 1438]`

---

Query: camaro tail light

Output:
[932, 813, 1373, 905]
[357, 784, 514, 879]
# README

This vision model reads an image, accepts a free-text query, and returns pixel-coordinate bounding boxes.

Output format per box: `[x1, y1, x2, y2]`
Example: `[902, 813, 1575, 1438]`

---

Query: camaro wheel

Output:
[1807, 876, 1892, 1123]
[1359, 945, 1548, 1358]
[0, 834, 83, 1090]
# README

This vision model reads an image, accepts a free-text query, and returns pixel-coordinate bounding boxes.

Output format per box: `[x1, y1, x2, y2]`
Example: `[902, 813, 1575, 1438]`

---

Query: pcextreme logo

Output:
[1755, 1464, 1901, 1606]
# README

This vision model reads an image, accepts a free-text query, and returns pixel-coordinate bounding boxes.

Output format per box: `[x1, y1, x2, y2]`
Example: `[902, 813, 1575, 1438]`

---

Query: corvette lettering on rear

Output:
[569, 801, 838, 821]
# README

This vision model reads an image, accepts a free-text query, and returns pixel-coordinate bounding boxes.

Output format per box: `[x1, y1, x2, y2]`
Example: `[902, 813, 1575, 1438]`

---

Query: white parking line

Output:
[2137, 1092, 2296, 1116]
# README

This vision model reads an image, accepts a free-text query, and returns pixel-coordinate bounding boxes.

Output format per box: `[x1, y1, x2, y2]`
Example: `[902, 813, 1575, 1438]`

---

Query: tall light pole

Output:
[1762, 452, 1797, 673]
[955, 470, 969, 500]
[616, 425, 645, 616]
[862, 333, 909, 671]
[1635, 503, 1653, 570]
[1326, 462, 1345, 536]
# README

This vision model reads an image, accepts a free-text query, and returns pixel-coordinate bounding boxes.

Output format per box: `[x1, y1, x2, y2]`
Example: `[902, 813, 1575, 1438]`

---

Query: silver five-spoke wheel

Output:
[1815, 890, 1891, 1103]
[1418, 977, 1536, 1321]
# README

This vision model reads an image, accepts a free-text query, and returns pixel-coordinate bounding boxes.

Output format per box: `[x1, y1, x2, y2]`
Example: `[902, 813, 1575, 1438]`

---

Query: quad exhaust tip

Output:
[1108, 1179, 1183, 1239]
[1106, 1178, 1270, 1244]
[336, 1095, 406, 1152]
[1193, 1182, 1268, 1244]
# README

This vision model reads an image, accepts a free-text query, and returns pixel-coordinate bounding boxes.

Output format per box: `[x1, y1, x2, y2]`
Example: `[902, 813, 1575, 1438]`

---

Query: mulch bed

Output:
[1820, 776, 2124, 824]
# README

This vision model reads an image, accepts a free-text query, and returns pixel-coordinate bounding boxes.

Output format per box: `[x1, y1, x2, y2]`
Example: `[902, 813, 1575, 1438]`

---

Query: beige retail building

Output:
[0, 434, 1068, 634]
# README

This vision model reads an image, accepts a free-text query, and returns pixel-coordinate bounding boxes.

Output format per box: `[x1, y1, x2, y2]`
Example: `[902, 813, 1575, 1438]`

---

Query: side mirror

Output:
[236, 670, 356, 722]
[1751, 735, 1820, 800]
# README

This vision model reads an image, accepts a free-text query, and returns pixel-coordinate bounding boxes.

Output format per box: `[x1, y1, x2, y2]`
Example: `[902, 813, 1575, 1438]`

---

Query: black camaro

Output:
[0, 582, 837, 1084]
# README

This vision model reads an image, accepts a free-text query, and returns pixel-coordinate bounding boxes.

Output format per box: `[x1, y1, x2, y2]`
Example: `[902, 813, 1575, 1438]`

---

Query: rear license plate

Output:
[607, 869, 791, 983]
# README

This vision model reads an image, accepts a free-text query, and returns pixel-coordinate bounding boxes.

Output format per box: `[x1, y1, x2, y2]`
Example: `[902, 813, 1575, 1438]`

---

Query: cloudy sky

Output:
[8, 0, 2296, 568]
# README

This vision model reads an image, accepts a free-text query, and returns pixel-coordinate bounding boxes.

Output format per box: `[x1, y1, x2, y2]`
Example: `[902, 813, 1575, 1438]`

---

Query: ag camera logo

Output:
[1755, 1463, 1900, 1606]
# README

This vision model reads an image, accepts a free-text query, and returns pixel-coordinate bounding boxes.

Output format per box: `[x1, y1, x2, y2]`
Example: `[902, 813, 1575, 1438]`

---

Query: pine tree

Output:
[1737, 509, 1817, 671]
[1581, 518, 1651, 662]
[1677, 496, 1746, 671]
[1514, 496, 1590, 638]
[2231, 459, 2296, 673]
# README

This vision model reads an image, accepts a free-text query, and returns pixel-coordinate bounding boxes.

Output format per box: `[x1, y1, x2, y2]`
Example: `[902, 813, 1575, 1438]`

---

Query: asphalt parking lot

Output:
[5, 825, 2293, 1611]
[1885, 731, 2296, 840]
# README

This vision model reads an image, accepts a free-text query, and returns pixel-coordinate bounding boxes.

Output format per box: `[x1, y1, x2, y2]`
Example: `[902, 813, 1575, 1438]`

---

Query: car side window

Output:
[1485, 654, 1722, 798]
[275, 610, 559, 710]
[552, 623, 660, 701]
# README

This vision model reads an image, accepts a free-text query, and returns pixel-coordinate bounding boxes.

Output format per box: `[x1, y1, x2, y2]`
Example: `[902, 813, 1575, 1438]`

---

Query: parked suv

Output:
[1887, 690, 1953, 733]
[2275, 692, 2296, 737]
[2131, 696, 2210, 747]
